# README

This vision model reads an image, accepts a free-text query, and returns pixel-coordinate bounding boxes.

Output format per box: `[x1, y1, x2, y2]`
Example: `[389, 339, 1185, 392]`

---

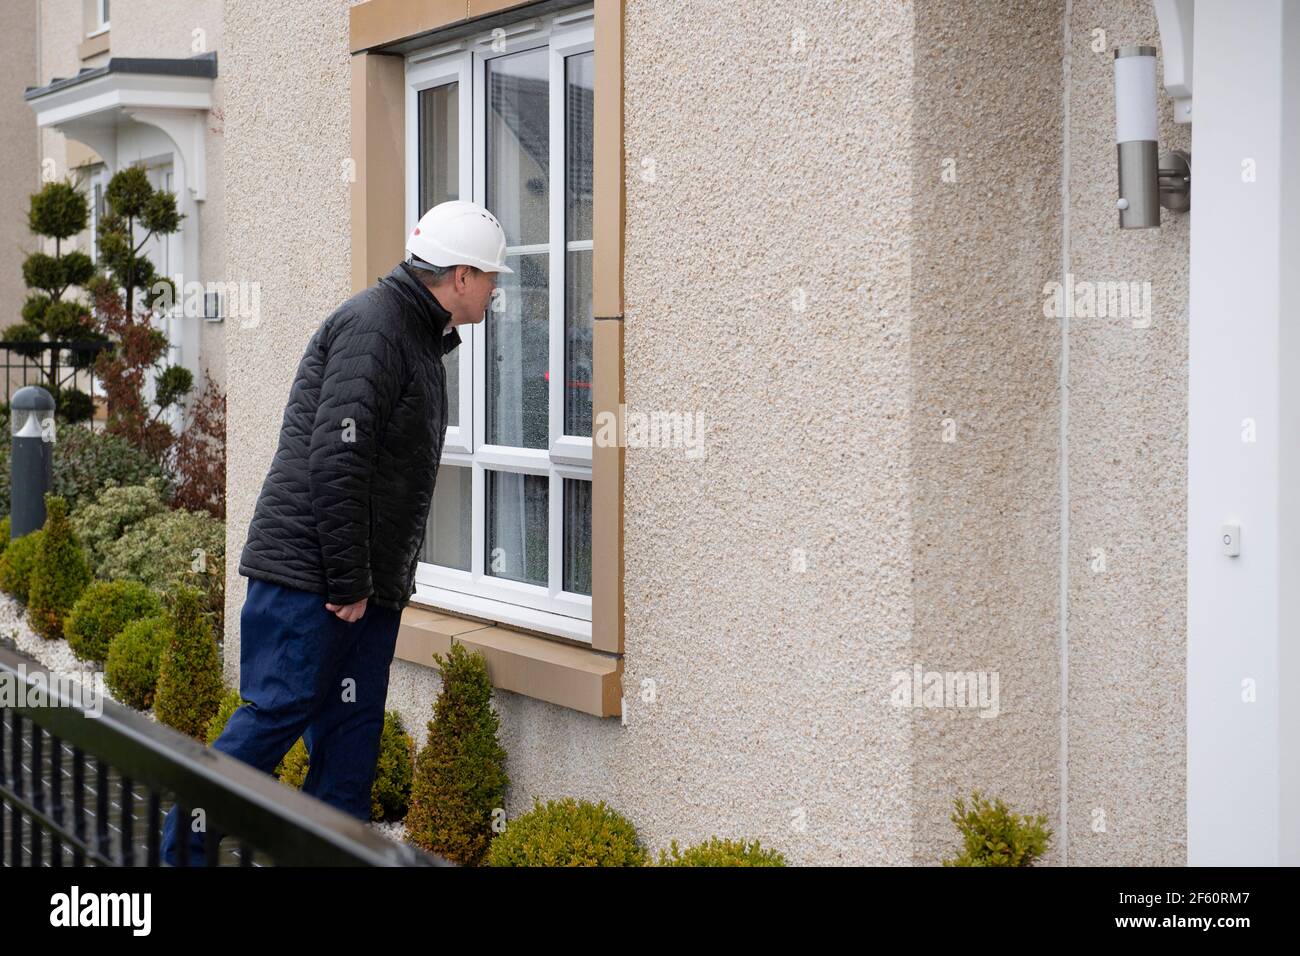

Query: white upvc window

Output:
[88, 165, 106, 265]
[90, 0, 110, 36]
[405, 6, 595, 643]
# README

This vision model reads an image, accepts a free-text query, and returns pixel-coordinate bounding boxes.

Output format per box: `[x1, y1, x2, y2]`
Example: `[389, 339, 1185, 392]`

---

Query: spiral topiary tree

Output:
[92, 163, 192, 461]
[96, 164, 182, 317]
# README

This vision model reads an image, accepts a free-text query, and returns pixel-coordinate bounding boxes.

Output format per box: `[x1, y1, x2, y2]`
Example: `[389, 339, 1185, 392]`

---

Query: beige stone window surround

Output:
[78, 31, 111, 61]
[349, 0, 624, 718]
[79, 0, 111, 60]
[84, 0, 110, 38]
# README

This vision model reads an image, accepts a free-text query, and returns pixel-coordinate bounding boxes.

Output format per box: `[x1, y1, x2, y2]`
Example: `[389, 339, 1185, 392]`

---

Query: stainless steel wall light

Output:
[1114, 44, 1191, 229]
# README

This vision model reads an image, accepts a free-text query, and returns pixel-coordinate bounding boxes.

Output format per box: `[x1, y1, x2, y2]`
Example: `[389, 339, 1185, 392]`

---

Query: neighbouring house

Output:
[7, 0, 1298, 868]
[8, 0, 226, 411]
[0, 1, 39, 347]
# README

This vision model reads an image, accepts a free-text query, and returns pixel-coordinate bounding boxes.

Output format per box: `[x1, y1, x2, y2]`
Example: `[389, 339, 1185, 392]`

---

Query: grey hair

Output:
[407, 255, 472, 285]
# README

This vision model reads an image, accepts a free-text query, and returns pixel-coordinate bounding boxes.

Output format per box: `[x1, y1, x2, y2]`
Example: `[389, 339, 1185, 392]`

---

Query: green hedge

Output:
[97, 508, 225, 634]
[0, 425, 166, 516]
[71, 480, 168, 575]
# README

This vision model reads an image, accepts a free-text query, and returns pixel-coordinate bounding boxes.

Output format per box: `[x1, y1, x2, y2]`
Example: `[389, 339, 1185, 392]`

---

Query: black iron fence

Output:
[0, 642, 449, 867]
[0, 340, 108, 412]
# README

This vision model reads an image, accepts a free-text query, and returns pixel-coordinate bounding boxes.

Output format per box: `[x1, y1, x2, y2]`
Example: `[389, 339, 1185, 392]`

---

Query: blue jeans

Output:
[161, 578, 401, 866]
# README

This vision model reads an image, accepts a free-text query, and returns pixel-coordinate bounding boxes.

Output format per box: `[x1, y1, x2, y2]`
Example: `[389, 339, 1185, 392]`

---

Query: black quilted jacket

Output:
[238, 261, 462, 610]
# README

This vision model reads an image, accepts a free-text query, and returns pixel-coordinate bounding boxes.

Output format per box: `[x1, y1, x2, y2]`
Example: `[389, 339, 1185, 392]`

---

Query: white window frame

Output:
[85, 164, 109, 405]
[406, 47, 475, 454]
[88, 165, 106, 266]
[89, 0, 110, 37]
[405, 5, 596, 643]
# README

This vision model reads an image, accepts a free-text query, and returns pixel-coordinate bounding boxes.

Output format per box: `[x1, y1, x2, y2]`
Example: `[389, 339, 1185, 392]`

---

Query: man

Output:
[161, 200, 512, 866]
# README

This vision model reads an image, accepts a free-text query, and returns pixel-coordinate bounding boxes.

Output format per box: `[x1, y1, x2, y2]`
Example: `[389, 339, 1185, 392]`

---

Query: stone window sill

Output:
[79, 30, 110, 60]
[398, 602, 622, 718]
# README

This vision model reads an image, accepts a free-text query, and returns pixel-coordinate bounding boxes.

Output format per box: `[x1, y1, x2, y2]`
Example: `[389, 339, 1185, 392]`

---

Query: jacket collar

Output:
[382, 260, 454, 338]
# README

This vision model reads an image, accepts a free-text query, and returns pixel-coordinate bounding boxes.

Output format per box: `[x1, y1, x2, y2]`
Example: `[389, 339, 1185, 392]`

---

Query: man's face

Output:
[463, 266, 498, 323]
[443, 264, 497, 326]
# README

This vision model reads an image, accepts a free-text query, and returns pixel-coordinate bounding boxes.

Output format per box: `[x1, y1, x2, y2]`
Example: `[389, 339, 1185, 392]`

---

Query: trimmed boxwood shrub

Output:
[0, 515, 10, 557]
[153, 585, 223, 740]
[372, 710, 416, 822]
[205, 687, 243, 745]
[27, 495, 92, 640]
[653, 837, 787, 867]
[71, 479, 167, 575]
[278, 739, 310, 788]
[97, 507, 225, 633]
[486, 797, 648, 867]
[104, 615, 172, 710]
[0, 529, 44, 602]
[405, 643, 509, 865]
[64, 580, 163, 663]
[943, 791, 1053, 867]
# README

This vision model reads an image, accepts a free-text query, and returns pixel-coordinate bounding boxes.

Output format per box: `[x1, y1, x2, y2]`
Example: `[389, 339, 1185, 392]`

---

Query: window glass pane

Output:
[487, 252, 549, 448]
[486, 470, 548, 586]
[566, 51, 594, 242]
[423, 465, 471, 571]
[92, 182, 103, 264]
[442, 340, 460, 429]
[418, 82, 458, 213]
[563, 478, 591, 595]
[418, 82, 461, 429]
[487, 48, 549, 246]
[564, 51, 594, 439]
[564, 248, 592, 436]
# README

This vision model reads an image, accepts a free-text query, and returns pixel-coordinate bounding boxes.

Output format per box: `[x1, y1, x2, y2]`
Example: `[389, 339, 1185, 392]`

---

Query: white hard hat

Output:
[406, 200, 514, 275]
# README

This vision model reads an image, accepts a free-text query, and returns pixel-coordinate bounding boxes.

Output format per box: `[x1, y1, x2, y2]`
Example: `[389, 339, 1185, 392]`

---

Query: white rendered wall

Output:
[1188, 0, 1300, 866]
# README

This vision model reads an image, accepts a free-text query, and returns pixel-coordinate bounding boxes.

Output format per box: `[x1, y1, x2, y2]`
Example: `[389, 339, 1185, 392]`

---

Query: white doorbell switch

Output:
[1221, 523, 1241, 557]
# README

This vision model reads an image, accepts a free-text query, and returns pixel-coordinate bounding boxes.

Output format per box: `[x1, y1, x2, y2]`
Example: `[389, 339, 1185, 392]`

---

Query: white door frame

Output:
[1187, 0, 1300, 866]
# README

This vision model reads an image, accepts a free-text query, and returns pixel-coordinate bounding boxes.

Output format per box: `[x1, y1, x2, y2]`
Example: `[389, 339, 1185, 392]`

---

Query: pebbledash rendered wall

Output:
[1061, 0, 1188, 867]
[221, 0, 1188, 865]
[0, 0, 37, 335]
[906, 0, 1187, 867]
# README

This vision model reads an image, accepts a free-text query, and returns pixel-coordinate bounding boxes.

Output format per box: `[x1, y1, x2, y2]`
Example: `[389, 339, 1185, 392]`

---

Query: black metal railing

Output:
[0, 340, 108, 411]
[0, 642, 450, 867]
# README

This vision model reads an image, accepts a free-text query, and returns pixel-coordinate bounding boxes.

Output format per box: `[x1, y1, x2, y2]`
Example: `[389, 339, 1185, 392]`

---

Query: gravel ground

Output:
[1, 591, 409, 845]
[0, 590, 149, 721]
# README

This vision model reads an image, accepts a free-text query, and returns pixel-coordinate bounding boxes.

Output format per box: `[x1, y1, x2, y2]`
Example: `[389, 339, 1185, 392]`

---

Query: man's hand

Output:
[325, 597, 368, 623]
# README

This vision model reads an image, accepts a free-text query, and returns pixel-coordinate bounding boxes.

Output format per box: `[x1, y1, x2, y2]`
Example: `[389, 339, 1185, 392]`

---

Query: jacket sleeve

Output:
[442, 326, 462, 355]
[307, 312, 406, 605]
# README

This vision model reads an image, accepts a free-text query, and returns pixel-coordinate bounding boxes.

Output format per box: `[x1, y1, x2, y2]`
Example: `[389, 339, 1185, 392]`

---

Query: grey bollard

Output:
[9, 385, 55, 539]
